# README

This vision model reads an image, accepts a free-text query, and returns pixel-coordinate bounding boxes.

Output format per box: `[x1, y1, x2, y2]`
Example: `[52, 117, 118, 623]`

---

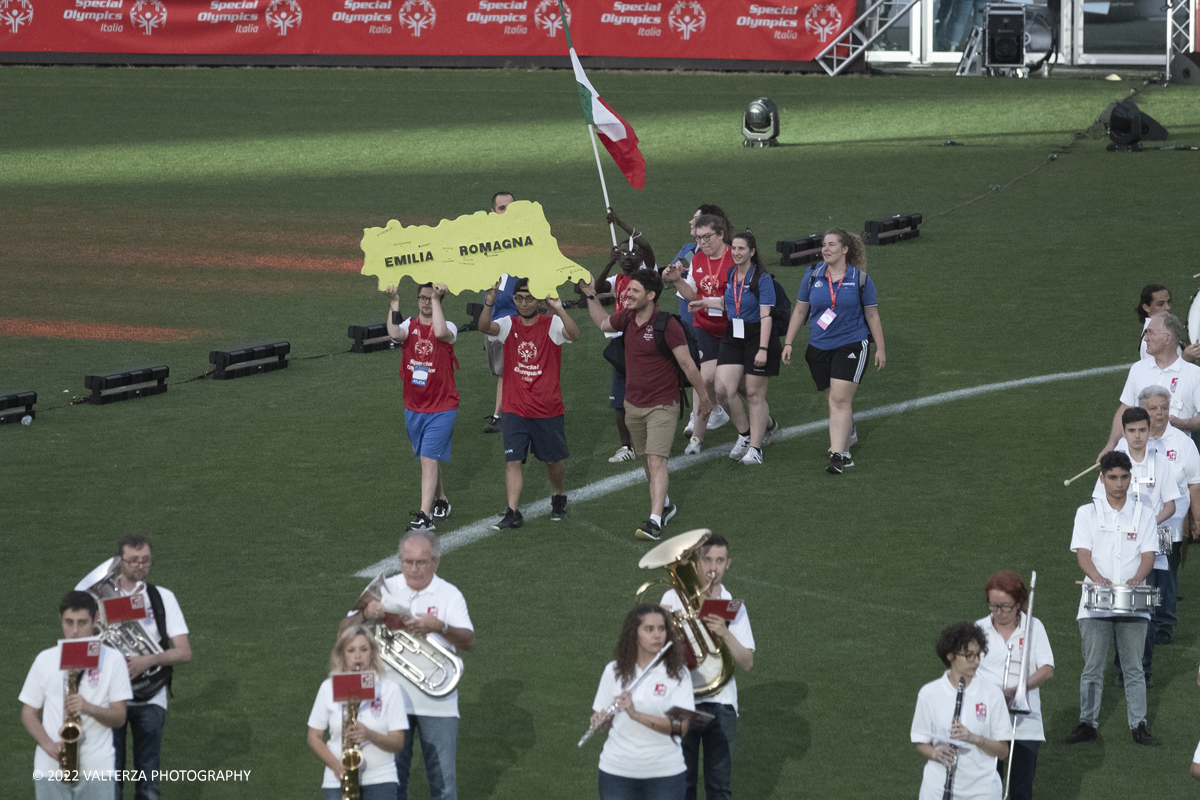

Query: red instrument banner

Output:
[331, 671, 376, 702]
[102, 595, 148, 623]
[59, 637, 102, 670]
[0, 0, 853, 62]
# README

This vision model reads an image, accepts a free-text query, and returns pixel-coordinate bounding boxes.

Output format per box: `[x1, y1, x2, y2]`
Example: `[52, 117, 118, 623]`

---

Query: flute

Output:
[942, 676, 966, 800]
[578, 641, 673, 747]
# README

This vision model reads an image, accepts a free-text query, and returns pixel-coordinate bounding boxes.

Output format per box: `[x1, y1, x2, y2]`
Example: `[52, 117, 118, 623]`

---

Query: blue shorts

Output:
[693, 326, 722, 364]
[609, 365, 626, 410]
[404, 408, 456, 461]
[502, 413, 569, 464]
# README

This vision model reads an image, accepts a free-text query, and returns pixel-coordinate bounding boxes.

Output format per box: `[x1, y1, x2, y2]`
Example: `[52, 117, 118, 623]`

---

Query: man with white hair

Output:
[1101, 312, 1200, 458]
[1138, 384, 1200, 644]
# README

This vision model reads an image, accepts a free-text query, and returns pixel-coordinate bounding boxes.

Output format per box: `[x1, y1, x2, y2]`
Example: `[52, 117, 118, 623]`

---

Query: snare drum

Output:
[1082, 584, 1162, 615]
[1157, 525, 1173, 557]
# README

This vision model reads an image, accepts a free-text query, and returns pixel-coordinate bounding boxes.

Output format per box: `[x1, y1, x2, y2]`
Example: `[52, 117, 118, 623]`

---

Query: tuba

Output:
[59, 669, 83, 782]
[340, 696, 363, 800]
[352, 575, 463, 697]
[635, 529, 736, 699]
[77, 558, 168, 702]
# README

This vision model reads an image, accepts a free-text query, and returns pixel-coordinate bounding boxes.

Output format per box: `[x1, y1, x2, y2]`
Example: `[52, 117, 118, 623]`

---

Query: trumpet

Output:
[352, 575, 463, 697]
[579, 641, 673, 747]
[341, 695, 363, 800]
[59, 669, 83, 783]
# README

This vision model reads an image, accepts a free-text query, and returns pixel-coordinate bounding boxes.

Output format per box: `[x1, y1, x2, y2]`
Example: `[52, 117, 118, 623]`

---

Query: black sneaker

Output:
[550, 494, 568, 521]
[663, 501, 678, 526]
[406, 511, 436, 532]
[483, 415, 502, 434]
[762, 417, 780, 446]
[635, 519, 662, 541]
[432, 499, 452, 520]
[1065, 722, 1098, 744]
[826, 452, 845, 475]
[1132, 722, 1161, 747]
[1154, 630, 1173, 645]
[491, 508, 524, 531]
[839, 452, 855, 469]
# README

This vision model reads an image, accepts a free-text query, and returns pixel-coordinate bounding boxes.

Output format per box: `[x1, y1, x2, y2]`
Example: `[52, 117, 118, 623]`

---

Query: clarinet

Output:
[943, 676, 966, 800]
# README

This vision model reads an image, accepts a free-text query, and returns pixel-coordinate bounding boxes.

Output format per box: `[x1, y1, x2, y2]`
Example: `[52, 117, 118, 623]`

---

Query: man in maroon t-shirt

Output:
[580, 269, 710, 540]
[479, 278, 581, 530]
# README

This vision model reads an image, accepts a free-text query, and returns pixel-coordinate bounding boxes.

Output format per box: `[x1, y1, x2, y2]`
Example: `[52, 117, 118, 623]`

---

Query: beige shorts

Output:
[623, 402, 679, 459]
[485, 338, 504, 377]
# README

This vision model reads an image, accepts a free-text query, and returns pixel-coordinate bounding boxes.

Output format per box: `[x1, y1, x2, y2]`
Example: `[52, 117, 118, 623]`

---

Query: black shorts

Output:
[609, 366, 626, 410]
[805, 340, 869, 391]
[502, 413, 569, 464]
[717, 322, 781, 377]
[692, 326, 722, 365]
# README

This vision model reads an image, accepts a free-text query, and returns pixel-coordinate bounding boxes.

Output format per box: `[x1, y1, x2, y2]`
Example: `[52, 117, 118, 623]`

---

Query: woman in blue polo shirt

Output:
[782, 229, 886, 475]
[693, 230, 781, 465]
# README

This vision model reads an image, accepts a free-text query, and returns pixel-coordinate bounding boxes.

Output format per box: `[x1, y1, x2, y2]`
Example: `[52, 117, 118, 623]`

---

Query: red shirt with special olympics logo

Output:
[687, 248, 733, 337]
[609, 307, 688, 409]
[399, 318, 459, 414]
[498, 314, 568, 418]
[610, 273, 633, 310]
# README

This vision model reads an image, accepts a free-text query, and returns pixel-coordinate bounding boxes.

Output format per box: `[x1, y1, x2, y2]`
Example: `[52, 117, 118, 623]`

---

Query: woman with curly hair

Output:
[589, 604, 695, 799]
[783, 228, 886, 475]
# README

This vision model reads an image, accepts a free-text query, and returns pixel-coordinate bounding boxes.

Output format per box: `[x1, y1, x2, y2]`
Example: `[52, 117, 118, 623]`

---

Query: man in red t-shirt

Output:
[479, 278, 581, 530]
[387, 281, 460, 533]
[580, 270, 710, 540]
[663, 213, 733, 454]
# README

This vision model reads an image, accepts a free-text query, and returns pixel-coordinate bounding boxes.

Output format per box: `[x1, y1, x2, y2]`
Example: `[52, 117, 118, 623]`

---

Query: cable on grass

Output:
[926, 84, 1160, 223]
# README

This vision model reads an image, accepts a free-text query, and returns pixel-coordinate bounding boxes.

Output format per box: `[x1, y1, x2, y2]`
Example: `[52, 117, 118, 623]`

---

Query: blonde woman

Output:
[306, 626, 407, 800]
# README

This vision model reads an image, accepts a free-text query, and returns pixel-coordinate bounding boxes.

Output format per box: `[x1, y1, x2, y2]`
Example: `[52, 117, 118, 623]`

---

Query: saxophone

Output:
[340, 697, 363, 800]
[58, 669, 83, 783]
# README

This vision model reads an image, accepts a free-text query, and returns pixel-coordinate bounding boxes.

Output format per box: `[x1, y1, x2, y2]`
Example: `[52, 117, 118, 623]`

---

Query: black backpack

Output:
[651, 311, 702, 417]
[727, 264, 792, 339]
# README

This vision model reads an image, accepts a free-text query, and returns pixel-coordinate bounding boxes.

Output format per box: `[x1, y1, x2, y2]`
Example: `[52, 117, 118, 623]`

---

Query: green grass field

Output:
[2, 64, 1200, 799]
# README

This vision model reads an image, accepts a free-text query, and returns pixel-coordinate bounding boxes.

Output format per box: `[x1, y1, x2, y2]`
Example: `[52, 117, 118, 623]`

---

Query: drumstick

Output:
[1064, 462, 1100, 486]
[1192, 272, 1200, 279]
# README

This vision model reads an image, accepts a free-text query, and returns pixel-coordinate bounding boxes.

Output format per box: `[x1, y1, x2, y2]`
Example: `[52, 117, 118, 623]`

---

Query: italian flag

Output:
[561, 2, 646, 190]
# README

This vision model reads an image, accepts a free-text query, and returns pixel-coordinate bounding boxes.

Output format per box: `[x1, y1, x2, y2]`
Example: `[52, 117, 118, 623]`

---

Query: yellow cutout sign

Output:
[360, 201, 591, 298]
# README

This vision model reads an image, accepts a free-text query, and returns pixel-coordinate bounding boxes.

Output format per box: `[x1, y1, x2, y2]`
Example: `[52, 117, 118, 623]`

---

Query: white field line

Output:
[356, 363, 1129, 577]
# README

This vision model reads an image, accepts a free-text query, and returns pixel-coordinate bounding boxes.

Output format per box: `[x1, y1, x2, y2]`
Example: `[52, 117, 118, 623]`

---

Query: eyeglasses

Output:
[694, 232, 719, 244]
[955, 650, 982, 662]
[401, 558, 433, 568]
[987, 602, 1017, 612]
[122, 557, 152, 567]
[417, 296, 434, 303]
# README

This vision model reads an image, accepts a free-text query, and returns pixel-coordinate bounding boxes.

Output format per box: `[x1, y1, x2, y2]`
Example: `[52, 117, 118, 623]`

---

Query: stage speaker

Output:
[986, 4, 1025, 67]
[1171, 53, 1200, 86]
[1107, 100, 1169, 151]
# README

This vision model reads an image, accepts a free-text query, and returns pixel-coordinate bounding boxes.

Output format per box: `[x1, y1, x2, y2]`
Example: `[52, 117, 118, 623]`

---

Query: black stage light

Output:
[986, 3, 1024, 68]
[864, 214, 922, 246]
[1106, 100, 1168, 152]
[348, 322, 395, 354]
[743, 97, 780, 148]
[776, 234, 824, 266]
[209, 341, 290, 380]
[84, 365, 169, 405]
[0, 390, 37, 424]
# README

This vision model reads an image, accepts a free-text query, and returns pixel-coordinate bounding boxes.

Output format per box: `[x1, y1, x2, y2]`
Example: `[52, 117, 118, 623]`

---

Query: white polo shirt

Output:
[19, 643, 133, 778]
[1119, 355, 1200, 420]
[307, 674, 408, 789]
[910, 673, 1009, 800]
[660, 586, 754, 713]
[1070, 497, 1157, 620]
[1093, 441, 1179, 571]
[375, 573, 473, 718]
[974, 613, 1055, 742]
[1151, 424, 1200, 542]
[592, 659, 694, 779]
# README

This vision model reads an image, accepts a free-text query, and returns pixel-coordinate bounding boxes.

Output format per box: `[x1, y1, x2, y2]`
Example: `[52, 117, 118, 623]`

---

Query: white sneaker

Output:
[740, 447, 763, 465]
[683, 413, 695, 436]
[608, 445, 636, 463]
[848, 423, 858, 448]
[729, 434, 751, 461]
[707, 405, 730, 431]
[684, 437, 702, 455]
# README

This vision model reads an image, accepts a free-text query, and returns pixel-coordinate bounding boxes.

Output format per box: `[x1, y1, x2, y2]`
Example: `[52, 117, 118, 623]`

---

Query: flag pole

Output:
[587, 125, 618, 246]
[560, 0, 616, 246]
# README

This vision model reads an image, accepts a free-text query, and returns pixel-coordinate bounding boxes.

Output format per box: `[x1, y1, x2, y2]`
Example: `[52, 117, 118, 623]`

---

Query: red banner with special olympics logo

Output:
[0, 0, 854, 63]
